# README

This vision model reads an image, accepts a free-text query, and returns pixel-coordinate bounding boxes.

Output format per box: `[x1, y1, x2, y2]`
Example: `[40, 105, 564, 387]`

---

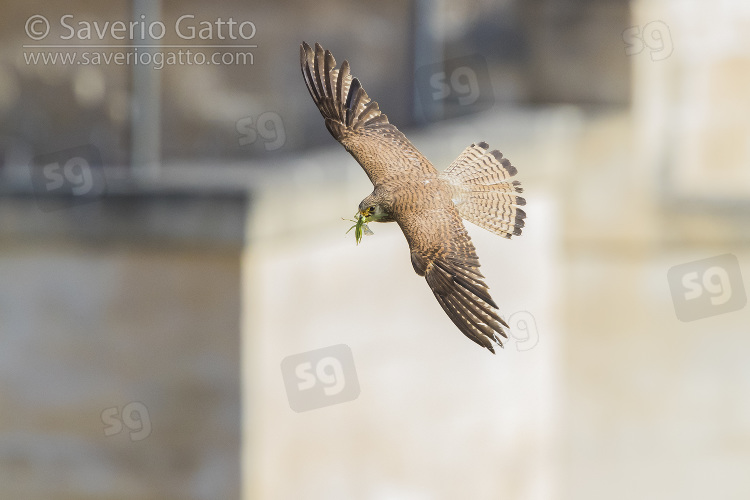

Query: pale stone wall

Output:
[0, 197, 244, 500]
[562, 2, 750, 499]
[2, 1, 749, 499]
[242, 109, 573, 500]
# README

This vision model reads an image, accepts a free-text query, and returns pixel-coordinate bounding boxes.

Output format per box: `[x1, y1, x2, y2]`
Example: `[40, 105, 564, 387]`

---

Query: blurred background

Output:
[1, 0, 749, 498]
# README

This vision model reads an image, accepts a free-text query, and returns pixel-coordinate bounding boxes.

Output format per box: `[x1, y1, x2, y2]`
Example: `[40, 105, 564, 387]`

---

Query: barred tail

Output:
[440, 142, 526, 239]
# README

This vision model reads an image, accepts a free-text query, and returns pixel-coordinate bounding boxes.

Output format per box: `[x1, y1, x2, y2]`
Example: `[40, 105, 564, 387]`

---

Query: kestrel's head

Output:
[358, 192, 393, 223]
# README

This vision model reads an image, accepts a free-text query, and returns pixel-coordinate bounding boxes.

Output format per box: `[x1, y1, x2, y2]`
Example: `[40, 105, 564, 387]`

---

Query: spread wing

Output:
[404, 208, 509, 353]
[302, 42, 513, 353]
[300, 42, 435, 186]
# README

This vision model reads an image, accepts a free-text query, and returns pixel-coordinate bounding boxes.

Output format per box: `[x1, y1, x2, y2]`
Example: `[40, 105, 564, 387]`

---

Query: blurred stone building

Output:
[1, 0, 749, 499]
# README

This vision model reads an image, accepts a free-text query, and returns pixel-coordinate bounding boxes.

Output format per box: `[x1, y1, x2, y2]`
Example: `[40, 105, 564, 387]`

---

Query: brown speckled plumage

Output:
[301, 42, 526, 353]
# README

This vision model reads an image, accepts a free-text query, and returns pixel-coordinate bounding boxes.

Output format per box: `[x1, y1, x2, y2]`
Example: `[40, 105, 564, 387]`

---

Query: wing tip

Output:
[427, 257, 508, 354]
[300, 41, 391, 135]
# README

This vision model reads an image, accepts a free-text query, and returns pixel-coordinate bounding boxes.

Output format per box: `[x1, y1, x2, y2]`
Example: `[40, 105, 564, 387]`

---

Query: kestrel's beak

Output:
[359, 207, 372, 218]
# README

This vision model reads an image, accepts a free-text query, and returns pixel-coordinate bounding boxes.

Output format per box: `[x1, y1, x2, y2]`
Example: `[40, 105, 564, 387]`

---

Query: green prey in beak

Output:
[343, 208, 375, 245]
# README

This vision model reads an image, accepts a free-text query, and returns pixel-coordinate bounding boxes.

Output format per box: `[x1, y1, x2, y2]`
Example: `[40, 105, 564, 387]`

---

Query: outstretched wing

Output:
[404, 208, 509, 353]
[300, 42, 434, 186]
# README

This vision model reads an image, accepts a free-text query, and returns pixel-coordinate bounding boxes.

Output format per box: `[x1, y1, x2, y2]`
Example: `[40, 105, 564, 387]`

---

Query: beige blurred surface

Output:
[1, 0, 750, 499]
[0, 242, 242, 499]
[244, 164, 561, 499]
[243, 105, 749, 499]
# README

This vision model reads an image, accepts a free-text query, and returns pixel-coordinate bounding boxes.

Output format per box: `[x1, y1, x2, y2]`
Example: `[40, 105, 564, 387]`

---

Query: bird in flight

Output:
[300, 42, 526, 353]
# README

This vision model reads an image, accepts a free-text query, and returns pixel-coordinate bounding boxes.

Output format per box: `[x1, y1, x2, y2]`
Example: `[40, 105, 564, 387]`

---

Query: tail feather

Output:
[440, 142, 526, 239]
